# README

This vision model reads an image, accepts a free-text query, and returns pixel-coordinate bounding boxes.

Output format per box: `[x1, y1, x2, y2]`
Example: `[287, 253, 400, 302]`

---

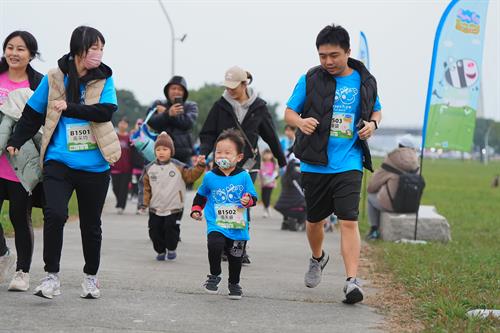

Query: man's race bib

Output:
[67, 123, 97, 152]
[215, 204, 246, 229]
[330, 112, 354, 139]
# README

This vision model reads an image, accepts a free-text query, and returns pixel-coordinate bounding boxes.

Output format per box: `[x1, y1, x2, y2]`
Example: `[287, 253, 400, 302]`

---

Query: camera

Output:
[174, 97, 183, 105]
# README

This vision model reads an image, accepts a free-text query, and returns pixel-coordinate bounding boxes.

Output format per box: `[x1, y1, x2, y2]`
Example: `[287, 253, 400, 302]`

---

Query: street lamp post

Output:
[158, 0, 187, 77]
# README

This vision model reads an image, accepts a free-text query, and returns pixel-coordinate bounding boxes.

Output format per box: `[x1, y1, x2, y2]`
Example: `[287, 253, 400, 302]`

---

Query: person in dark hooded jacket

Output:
[147, 76, 198, 165]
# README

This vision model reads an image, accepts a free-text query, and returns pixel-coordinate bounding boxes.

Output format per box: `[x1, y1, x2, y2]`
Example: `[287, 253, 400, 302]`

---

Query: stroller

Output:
[274, 154, 306, 231]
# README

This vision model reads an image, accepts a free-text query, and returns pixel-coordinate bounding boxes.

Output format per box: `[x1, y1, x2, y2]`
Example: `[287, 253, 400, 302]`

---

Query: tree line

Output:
[113, 87, 499, 155]
[113, 85, 285, 140]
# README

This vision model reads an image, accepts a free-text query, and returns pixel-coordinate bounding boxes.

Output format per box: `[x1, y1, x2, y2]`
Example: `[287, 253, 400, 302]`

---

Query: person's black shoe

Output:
[228, 283, 242, 300]
[286, 218, 299, 231]
[203, 274, 221, 294]
[281, 221, 289, 230]
[365, 227, 381, 241]
[242, 254, 251, 265]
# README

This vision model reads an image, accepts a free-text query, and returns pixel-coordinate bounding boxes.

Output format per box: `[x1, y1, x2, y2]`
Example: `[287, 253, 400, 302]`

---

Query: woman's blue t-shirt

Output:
[27, 75, 117, 172]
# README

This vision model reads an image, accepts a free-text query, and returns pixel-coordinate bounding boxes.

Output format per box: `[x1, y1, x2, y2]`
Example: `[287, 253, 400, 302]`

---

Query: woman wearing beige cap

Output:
[199, 66, 286, 178]
[199, 65, 286, 264]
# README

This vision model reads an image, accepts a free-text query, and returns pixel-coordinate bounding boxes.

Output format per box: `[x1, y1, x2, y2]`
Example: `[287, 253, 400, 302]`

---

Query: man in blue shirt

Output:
[284, 24, 382, 304]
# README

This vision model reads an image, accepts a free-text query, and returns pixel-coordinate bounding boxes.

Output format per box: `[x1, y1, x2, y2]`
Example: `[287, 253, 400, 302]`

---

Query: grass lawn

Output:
[1, 194, 79, 236]
[365, 158, 500, 332]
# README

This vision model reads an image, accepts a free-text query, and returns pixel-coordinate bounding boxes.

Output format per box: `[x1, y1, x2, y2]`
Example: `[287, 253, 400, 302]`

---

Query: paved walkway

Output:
[0, 190, 384, 332]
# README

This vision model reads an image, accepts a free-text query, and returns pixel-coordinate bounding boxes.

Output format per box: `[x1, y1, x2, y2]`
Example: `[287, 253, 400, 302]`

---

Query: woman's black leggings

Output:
[42, 161, 109, 275]
[207, 231, 246, 284]
[261, 187, 273, 208]
[0, 178, 34, 273]
[111, 173, 131, 209]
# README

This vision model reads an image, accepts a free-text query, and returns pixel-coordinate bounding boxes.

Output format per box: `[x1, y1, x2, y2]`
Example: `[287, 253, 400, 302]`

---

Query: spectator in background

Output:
[280, 124, 296, 157]
[147, 76, 198, 166]
[199, 66, 286, 180]
[129, 118, 145, 205]
[111, 117, 132, 214]
[366, 135, 419, 240]
[259, 149, 278, 218]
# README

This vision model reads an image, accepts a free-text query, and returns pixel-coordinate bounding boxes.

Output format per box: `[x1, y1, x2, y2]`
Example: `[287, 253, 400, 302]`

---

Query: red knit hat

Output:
[155, 131, 175, 156]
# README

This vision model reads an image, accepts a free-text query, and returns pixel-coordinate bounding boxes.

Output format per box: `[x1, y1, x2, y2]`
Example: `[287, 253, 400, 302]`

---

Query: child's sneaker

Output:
[167, 250, 177, 260]
[203, 274, 221, 294]
[0, 248, 16, 283]
[343, 278, 364, 304]
[228, 283, 242, 300]
[242, 253, 251, 265]
[34, 273, 61, 299]
[156, 252, 166, 261]
[81, 274, 100, 299]
[8, 270, 30, 291]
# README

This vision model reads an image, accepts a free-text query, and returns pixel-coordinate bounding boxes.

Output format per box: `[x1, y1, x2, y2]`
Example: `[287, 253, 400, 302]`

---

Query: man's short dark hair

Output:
[284, 124, 296, 131]
[316, 24, 350, 52]
[215, 128, 246, 154]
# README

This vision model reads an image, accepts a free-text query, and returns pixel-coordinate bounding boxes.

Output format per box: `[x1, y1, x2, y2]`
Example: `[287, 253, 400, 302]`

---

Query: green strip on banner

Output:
[425, 103, 476, 151]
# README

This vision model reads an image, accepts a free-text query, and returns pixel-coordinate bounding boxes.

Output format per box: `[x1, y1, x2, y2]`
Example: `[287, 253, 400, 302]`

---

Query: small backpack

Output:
[381, 163, 425, 213]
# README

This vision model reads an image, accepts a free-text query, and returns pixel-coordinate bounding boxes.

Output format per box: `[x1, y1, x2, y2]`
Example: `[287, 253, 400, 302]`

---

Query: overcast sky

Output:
[1, 0, 498, 127]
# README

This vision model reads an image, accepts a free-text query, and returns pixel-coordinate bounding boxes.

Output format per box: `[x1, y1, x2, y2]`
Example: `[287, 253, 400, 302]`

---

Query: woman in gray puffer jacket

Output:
[0, 30, 43, 291]
[0, 89, 43, 289]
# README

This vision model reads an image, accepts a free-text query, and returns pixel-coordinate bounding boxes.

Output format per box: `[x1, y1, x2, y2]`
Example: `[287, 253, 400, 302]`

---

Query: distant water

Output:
[368, 134, 422, 156]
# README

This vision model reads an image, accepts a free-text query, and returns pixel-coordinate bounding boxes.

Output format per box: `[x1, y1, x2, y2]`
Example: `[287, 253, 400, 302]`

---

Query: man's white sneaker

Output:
[34, 273, 61, 299]
[8, 270, 30, 291]
[81, 274, 100, 299]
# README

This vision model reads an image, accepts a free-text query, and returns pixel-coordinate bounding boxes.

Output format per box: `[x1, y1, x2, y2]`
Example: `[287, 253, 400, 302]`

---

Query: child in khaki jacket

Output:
[141, 132, 205, 260]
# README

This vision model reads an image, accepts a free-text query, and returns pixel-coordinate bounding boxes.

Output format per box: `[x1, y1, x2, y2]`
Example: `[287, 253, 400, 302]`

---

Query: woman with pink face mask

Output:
[7, 26, 119, 300]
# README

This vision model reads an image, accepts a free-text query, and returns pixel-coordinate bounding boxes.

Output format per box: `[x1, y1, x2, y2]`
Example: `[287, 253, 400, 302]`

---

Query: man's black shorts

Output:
[302, 170, 363, 222]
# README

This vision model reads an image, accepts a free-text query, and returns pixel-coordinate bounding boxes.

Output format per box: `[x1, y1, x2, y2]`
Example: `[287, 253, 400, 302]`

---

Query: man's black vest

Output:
[293, 58, 377, 172]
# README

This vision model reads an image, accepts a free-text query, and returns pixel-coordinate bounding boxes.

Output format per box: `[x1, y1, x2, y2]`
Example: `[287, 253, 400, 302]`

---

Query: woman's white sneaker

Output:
[34, 273, 61, 299]
[0, 249, 16, 283]
[8, 270, 30, 291]
[81, 274, 100, 299]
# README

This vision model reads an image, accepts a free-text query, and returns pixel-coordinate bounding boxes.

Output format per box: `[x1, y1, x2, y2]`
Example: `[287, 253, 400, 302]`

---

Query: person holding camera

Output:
[147, 76, 198, 165]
